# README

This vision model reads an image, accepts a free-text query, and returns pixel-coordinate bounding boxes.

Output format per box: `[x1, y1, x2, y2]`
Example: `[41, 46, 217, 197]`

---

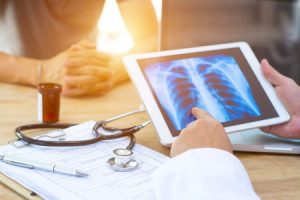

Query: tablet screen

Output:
[137, 48, 278, 136]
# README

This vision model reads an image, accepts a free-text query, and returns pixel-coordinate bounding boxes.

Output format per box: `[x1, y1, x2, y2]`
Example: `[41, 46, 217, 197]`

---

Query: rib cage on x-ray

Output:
[166, 66, 199, 128]
[145, 55, 261, 130]
[196, 64, 260, 119]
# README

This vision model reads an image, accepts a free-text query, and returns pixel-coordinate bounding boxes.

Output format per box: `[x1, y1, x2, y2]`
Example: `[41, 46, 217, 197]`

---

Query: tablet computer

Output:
[123, 42, 290, 145]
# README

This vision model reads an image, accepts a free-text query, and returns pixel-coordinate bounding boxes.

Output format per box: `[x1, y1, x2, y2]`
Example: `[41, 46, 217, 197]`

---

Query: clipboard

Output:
[0, 173, 41, 200]
[0, 121, 169, 200]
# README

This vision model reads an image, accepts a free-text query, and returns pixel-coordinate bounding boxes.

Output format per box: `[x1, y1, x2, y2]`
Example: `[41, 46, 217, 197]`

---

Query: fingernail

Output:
[262, 58, 269, 65]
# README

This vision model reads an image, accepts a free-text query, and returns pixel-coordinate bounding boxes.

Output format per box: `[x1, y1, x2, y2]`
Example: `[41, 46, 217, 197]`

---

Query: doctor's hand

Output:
[170, 108, 232, 157]
[42, 40, 114, 97]
[260, 59, 300, 138]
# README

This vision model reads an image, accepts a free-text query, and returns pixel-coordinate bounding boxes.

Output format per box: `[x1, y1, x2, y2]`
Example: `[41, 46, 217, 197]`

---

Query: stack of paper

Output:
[0, 121, 169, 200]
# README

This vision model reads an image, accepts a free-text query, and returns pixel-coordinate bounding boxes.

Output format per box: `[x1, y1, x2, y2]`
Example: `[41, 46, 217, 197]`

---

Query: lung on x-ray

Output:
[144, 55, 262, 131]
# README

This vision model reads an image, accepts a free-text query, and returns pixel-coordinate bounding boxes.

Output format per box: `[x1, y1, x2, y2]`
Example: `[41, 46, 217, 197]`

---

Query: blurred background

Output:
[82, 0, 300, 83]
[159, 0, 300, 83]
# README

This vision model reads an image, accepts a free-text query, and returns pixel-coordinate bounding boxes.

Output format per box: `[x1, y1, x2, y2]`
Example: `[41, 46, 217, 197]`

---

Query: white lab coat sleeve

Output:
[151, 148, 260, 200]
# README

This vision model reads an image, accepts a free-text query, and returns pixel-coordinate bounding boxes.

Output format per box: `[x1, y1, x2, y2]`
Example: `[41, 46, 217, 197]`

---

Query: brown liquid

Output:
[38, 83, 62, 123]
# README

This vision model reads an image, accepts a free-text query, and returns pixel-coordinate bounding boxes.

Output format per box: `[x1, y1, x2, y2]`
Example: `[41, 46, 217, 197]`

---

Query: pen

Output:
[0, 152, 88, 177]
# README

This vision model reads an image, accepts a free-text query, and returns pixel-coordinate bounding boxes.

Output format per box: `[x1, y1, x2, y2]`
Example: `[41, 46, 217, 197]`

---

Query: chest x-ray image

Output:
[144, 55, 262, 130]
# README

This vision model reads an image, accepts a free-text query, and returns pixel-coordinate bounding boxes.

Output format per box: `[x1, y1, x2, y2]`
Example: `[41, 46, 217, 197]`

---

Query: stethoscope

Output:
[14, 106, 151, 172]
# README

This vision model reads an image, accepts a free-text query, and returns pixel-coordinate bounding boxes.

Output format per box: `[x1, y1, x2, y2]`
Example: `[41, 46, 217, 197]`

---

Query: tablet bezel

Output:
[123, 42, 290, 145]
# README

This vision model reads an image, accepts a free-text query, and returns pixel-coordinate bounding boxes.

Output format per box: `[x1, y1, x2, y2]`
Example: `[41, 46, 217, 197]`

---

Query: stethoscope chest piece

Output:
[107, 148, 138, 172]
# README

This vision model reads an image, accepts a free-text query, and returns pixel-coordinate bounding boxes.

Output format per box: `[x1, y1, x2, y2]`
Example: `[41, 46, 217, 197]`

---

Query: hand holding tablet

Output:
[260, 59, 300, 139]
[123, 42, 290, 145]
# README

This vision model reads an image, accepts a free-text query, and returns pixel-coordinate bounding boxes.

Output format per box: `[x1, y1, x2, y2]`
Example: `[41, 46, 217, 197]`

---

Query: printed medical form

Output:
[0, 121, 169, 200]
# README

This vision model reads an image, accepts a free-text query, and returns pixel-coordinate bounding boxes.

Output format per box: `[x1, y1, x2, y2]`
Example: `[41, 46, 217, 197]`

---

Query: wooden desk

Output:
[0, 82, 299, 199]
